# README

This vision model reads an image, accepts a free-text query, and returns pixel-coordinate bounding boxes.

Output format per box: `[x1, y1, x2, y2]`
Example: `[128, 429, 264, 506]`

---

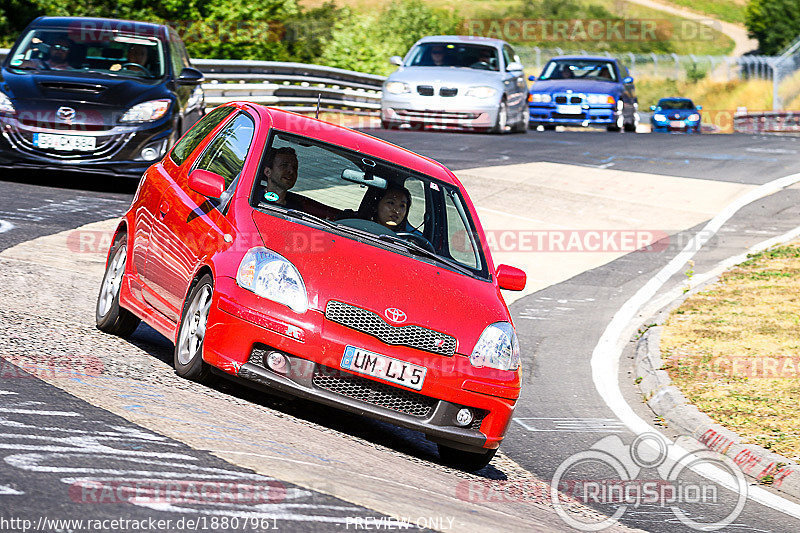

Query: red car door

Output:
[143, 110, 257, 323]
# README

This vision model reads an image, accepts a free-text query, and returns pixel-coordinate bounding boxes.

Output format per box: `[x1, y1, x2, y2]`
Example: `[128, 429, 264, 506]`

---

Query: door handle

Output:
[158, 201, 170, 218]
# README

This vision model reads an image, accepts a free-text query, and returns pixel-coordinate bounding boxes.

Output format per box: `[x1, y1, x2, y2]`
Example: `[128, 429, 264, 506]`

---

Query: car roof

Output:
[550, 55, 618, 62]
[251, 105, 459, 185]
[415, 35, 506, 48]
[27, 16, 168, 35]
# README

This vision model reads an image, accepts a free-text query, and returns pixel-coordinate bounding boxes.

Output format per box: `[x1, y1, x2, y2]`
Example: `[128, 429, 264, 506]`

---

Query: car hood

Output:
[388, 66, 502, 88]
[529, 79, 621, 94]
[1, 70, 164, 107]
[655, 109, 699, 118]
[251, 211, 509, 352]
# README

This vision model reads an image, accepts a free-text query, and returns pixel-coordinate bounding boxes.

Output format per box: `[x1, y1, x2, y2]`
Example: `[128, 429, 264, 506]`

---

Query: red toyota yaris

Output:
[96, 102, 527, 471]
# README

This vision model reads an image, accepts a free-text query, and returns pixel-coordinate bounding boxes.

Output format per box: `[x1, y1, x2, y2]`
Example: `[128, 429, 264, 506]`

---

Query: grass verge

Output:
[660, 244, 800, 460]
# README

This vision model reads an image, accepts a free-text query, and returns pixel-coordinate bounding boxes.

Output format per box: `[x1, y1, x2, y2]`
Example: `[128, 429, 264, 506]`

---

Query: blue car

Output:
[527, 55, 638, 132]
[650, 97, 702, 133]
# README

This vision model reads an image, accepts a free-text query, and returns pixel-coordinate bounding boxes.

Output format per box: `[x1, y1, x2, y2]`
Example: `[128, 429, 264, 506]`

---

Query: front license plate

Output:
[669, 121, 685, 128]
[33, 133, 96, 152]
[556, 104, 582, 114]
[341, 346, 427, 391]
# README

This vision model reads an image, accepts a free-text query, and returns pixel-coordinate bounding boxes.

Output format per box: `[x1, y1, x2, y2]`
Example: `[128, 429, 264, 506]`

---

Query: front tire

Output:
[96, 234, 140, 337]
[491, 100, 508, 134]
[174, 274, 214, 383]
[437, 444, 497, 472]
[511, 105, 529, 133]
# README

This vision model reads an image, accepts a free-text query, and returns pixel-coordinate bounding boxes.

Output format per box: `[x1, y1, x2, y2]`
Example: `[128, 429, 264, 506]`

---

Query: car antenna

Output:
[315, 93, 321, 119]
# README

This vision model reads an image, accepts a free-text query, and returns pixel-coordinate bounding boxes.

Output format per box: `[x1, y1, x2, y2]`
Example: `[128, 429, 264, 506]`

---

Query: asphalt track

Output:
[4, 129, 800, 532]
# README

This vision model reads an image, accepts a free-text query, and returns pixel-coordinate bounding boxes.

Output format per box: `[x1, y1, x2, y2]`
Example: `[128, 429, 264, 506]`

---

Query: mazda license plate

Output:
[33, 133, 96, 152]
[341, 346, 426, 390]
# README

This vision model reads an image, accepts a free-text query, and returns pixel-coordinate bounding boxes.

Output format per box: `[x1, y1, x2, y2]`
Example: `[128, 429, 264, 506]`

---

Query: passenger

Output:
[372, 184, 411, 231]
[260, 146, 339, 219]
[430, 46, 446, 66]
[47, 38, 72, 70]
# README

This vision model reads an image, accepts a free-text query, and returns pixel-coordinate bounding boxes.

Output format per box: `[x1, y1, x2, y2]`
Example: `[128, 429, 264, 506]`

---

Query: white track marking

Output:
[0, 219, 13, 233]
[0, 391, 17, 395]
[592, 171, 800, 517]
[0, 485, 22, 495]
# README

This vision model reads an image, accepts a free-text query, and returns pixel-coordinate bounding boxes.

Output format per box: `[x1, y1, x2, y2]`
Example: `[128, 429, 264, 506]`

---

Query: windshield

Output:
[7, 29, 165, 79]
[405, 43, 499, 71]
[539, 59, 617, 81]
[658, 99, 695, 110]
[250, 131, 488, 278]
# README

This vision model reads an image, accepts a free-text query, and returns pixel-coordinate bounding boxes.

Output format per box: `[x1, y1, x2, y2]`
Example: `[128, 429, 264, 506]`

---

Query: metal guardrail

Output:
[0, 50, 386, 116]
[194, 59, 385, 115]
[733, 112, 800, 134]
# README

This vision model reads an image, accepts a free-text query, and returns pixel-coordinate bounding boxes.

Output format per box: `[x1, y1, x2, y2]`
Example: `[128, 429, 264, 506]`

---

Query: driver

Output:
[373, 185, 410, 231]
[125, 44, 149, 72]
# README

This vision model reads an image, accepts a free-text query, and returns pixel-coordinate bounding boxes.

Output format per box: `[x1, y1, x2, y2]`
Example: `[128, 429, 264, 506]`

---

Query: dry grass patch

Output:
[661, 244, 800, 459]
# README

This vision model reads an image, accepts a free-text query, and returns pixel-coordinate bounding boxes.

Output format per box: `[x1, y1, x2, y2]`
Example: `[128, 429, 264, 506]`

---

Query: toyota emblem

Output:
[57, 106, 76, 122]
[384, 308, 407, 324]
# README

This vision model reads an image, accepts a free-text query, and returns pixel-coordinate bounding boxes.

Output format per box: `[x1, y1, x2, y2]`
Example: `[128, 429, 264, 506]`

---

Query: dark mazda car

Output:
[0, 16, 205, 177]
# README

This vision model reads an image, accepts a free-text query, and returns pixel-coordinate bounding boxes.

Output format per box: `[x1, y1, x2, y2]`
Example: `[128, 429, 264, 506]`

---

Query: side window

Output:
[167, 30, 187, 76]
[194, 112, 255, 188]
[170, 106, 234, 166]
[502, 46, 514, 70]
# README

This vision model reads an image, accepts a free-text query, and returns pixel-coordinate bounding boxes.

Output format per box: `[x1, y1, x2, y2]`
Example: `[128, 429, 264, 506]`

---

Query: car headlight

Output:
[653, 113, 667, 122]
[0, 92, 15, 114]
[687, 113, 700, 122]
[529, 93, 552, 103]
[236, 247, 308, 313]
[586, 93, 615, 105]
[469, 322, 520, 371]
[466, 86, 498, 99]
[385, 81, 411, 94]
[119, 99, 171, 123]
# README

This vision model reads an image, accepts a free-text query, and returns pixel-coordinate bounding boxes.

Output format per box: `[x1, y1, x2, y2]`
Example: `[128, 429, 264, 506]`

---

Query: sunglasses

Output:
[52, 44, 69, 51]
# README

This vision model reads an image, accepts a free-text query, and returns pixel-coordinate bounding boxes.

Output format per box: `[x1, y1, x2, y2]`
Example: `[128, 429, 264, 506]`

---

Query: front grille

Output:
[552, 113, 586, 119]
[555, 95, 583, 104]
[325, 300, 457, 356]
[313, 365, 437, 417]
[439, 87, 458, 97]
[554, 96, 567, 104]
[570, 96, 582, 104]
[417, 85, 434, 96]
[395, 109, 479, 120]
[469, 410, 487, 430]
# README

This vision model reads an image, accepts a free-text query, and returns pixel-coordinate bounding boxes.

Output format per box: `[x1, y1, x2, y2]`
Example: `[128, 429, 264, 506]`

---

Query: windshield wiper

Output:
[376, 233, 474, 276]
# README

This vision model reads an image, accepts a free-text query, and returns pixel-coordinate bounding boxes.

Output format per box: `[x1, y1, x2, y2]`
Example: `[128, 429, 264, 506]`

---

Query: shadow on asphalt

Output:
[125, 322, 507, 479]
[0, 168, 139, 194]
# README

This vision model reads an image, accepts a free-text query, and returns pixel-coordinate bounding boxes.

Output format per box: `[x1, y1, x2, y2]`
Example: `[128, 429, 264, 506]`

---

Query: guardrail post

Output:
[650, 53, 658, 77]
[671, 53, 679, 79]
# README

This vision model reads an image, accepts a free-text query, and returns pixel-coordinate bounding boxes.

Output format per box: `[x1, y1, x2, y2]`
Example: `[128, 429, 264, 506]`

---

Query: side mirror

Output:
[496, 264, 526, 291]
[528, 75, 537, 81]
[389, 56, 403, 66]
[622, 76, 634, 84]
[188, 169, 225, 199]
[177, 67, 205, 85]
[650, 105, 656, 111]
[506, 61, 523, 72]
[696, 105, 702, 110]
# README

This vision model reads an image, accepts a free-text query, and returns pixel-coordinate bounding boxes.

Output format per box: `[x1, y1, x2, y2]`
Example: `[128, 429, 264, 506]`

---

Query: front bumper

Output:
[529, 103, 617, 126]
[381, 94, 499, 129]
[0, 115, 172, 177]
[203, 277, 520, 452]
[651, 121, 700, 133]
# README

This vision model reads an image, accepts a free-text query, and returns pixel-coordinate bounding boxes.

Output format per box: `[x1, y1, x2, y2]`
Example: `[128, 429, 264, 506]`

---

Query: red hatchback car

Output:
[96, 103, 527, 470]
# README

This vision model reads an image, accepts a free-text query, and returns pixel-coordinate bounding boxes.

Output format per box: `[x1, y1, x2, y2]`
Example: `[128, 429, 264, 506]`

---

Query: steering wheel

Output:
[394, 232, 436, 252]
[122, 62, 151, 76]
[470, 61, 491, 70]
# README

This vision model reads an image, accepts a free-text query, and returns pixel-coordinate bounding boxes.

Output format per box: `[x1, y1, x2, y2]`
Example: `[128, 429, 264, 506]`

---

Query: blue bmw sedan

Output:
[527, 55, 638, 132]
